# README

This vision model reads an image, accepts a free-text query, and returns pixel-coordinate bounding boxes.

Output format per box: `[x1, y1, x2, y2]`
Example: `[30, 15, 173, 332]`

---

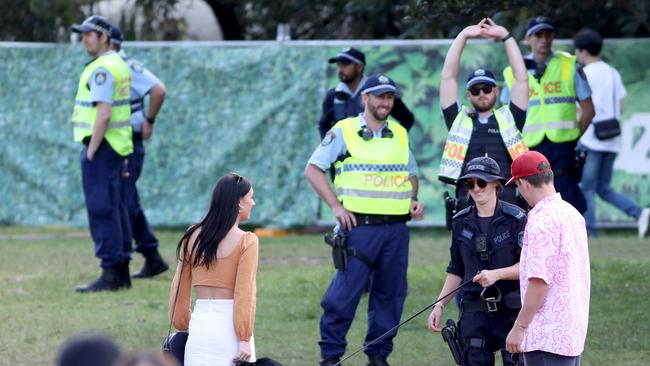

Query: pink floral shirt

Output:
[520, 193, 591, 356]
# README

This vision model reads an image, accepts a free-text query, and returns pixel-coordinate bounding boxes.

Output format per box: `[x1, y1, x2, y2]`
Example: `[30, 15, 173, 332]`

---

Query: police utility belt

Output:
[323, 214, 409, 271]
[460, 286, 521, 313]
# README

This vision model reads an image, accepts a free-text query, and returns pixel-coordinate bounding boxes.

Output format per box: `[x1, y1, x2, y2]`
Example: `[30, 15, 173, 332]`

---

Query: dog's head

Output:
[235, 358, 284, 366]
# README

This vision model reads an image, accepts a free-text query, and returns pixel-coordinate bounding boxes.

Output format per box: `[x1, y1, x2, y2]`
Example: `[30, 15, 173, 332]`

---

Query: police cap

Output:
[71, 15, 112, 35]
[459, 156, 505, 183]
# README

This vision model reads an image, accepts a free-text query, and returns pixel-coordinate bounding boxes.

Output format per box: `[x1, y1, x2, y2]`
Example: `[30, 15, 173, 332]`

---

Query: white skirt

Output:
[185, 299, 256, 366]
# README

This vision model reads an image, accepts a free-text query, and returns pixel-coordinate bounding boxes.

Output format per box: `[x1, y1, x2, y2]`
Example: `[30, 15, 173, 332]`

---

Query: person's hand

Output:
[333, 204, 356, 231]
[86, 150, 94, 161]
[233, 340, 251, 363]
[427, 304, 444, 332]
[472, 269, 499, 287]
[479, 17, 509, 41]
[460, 20, 486, 39]
[410, 200, 425, 220]
[141, 120, 154, 139]
[505, 324, 525, 354]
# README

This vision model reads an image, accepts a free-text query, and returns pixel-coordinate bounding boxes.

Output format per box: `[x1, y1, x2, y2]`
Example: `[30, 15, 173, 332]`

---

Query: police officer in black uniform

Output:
[428, 156, 526, 366]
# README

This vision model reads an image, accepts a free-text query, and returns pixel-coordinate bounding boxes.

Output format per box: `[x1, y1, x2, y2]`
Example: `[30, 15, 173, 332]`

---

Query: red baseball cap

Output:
[506, 151, 552, 185]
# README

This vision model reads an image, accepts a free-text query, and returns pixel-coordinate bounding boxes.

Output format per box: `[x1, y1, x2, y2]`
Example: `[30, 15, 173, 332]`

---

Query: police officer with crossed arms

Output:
[305, 74, 424, 366]
[427, 156, 527, 366]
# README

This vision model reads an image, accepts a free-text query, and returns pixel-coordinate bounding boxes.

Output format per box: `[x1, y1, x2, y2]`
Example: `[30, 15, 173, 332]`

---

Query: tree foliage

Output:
[0, 0, 648, 42]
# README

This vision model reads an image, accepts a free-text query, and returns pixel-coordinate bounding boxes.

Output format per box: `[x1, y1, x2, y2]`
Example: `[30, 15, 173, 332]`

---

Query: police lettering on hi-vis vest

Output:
[500, 16, 595, 214]
[306, 74, 424, 366]
[71, 15, 134, 293]
[318, 47, 414, 139]
[438, 18, 530, 215]
[428, 156, 527, 366]
[109, 24, 169, 279]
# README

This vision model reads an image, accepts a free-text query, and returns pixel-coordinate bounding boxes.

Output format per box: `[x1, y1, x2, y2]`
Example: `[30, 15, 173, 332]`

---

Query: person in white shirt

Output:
[574, 29, 650, 239]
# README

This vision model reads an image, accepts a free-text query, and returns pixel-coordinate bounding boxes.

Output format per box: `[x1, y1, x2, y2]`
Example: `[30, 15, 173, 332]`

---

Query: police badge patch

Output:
[130, 62, 144, 73]
[94, 71, 107, 85]
[321, 130, 336, 146]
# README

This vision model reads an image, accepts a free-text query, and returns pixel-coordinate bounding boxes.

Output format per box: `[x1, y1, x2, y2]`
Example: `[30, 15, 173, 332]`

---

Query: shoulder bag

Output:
[162, 257, 188, 365]
[593, 67, 622, 140]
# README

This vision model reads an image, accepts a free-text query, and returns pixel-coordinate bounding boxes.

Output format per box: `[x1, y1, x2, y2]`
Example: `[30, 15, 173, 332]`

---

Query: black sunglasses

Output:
[469, 85, 493, 96]
[465, 179, 488, 190]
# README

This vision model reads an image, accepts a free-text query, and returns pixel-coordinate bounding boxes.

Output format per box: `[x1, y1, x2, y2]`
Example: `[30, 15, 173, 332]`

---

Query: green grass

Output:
[0, 227, 648, 365]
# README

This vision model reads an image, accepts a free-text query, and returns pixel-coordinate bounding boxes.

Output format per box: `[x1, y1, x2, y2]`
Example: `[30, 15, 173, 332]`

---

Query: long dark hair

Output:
[176, 173, 252, 268]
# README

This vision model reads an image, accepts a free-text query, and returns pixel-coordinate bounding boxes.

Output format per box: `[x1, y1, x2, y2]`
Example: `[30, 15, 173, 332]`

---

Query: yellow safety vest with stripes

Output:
[333, 117, 412, 215]
[503, 51, 579, 148]
[438, 105, 528, 183]
[71, 51, 133, 156]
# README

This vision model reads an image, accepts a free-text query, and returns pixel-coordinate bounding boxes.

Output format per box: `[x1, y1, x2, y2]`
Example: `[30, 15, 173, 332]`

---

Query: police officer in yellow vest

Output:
[439, 18, 529, 210]
[71, 16, 134, 292]
[502, 17, 595, 213]
[305, 74, 425, 366]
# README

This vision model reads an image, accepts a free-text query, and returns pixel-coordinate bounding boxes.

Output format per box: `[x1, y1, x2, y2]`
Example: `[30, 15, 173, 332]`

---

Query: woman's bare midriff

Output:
[195, 285, 234, 299]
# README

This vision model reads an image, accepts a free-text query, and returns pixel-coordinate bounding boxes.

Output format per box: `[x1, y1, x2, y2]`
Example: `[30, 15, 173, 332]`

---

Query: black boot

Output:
[367, 355, 389, 366]
[320, 356, 341, 366]
[119, 261, 132, 289]
[75, 266, 130, 293]
[133, 251, 169, 279]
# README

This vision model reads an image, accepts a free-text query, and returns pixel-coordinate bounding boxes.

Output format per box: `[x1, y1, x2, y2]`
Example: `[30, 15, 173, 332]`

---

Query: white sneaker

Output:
[638, 208, 650, 239]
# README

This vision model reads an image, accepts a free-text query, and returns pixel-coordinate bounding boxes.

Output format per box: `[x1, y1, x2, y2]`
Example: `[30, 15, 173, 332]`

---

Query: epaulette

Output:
[452, 206, 472, 220]
[501, 202, 526, 220]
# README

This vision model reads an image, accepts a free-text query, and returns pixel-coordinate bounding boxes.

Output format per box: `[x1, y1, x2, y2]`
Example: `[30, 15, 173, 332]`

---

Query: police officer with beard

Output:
[439, 18, 529, 211]
[428, 156, 526, 366]
[306, 74, 425, 366]
[318, 47, 415, 138]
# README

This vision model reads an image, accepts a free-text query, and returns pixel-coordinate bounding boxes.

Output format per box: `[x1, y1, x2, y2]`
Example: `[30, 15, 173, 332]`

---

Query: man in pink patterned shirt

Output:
[504, 151, 590, 366]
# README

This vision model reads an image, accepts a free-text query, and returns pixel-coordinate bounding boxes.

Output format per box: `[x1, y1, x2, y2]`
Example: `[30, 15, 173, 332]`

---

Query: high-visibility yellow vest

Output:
[503, 51, 579, 147]
[333, 117, 412, 215]
[438, 106, 528, 183]
[71, 51, 133, 156]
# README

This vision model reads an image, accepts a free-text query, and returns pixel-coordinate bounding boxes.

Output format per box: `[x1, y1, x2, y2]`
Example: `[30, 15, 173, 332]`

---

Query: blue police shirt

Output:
[119, 50, 162, 132]
[308, 114, 419, 176]
[500, 51, 592, 104]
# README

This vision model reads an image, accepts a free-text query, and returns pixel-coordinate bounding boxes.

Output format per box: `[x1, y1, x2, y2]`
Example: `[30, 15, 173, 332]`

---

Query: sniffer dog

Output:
[235, 357, 284, 366]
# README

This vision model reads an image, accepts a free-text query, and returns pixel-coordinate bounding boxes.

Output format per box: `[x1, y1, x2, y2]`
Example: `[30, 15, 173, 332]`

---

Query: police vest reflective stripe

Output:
[71, 52, 133, 156]
[503, 51, 579, 148]
[439, 106, 528, 183]
[333, 117, 412, 215]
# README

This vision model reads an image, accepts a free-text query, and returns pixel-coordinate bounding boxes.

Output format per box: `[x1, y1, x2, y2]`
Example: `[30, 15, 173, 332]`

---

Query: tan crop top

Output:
[169, 231, 258, 341]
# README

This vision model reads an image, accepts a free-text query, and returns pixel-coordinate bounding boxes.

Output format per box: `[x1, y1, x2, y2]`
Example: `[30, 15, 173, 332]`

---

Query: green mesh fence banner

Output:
[1, 40, 648, 227]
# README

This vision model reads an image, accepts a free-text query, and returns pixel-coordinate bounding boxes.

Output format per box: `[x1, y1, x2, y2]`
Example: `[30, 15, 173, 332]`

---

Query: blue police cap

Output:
[71, 15, 112, 34]
[466, 69, 497, 89]
[328, 47, 366, 65]
[361, 74, 398, 96]
[526, 16, 554, 37]
[459, 156, 505, 183]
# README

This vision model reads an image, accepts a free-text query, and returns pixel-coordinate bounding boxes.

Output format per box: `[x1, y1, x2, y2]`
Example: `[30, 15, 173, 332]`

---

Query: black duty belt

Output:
[353, 214, 411, 226]
[82, 136, 90, 146]
[132, 132, 143, 140]
[460, 299, 500, 313]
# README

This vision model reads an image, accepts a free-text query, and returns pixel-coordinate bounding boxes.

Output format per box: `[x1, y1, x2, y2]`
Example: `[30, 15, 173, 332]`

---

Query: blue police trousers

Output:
[81, 141, 131, 268]
[533, 140, 586, 213]
[123, 137, 159, 257]
[319, 222, 409, 359]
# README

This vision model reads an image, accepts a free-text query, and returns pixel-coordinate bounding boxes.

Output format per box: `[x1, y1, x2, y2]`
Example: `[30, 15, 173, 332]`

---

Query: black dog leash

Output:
[330, 279, 474, 366]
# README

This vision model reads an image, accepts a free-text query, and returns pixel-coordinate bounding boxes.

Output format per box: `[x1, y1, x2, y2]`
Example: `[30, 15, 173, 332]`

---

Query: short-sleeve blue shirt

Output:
[500, 51, 592, 104]
[119, 50, 162, 131]
[307, 114, 419, 176]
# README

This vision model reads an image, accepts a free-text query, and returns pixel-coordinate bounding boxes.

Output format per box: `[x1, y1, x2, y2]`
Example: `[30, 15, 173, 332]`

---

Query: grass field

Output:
[0, 226, 648, 365]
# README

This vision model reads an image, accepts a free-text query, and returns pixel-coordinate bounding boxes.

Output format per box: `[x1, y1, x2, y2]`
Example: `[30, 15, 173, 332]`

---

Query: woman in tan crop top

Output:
[169, 173, 258, 366]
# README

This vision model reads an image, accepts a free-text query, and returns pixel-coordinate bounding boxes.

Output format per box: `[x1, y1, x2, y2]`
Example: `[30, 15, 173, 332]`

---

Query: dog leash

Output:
[330, 278, 474, 366]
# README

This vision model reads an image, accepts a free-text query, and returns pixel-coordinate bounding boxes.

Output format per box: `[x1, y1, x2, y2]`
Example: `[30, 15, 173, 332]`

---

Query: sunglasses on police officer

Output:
[469, 85, 493, 96]
[465, 179, 488, 190]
